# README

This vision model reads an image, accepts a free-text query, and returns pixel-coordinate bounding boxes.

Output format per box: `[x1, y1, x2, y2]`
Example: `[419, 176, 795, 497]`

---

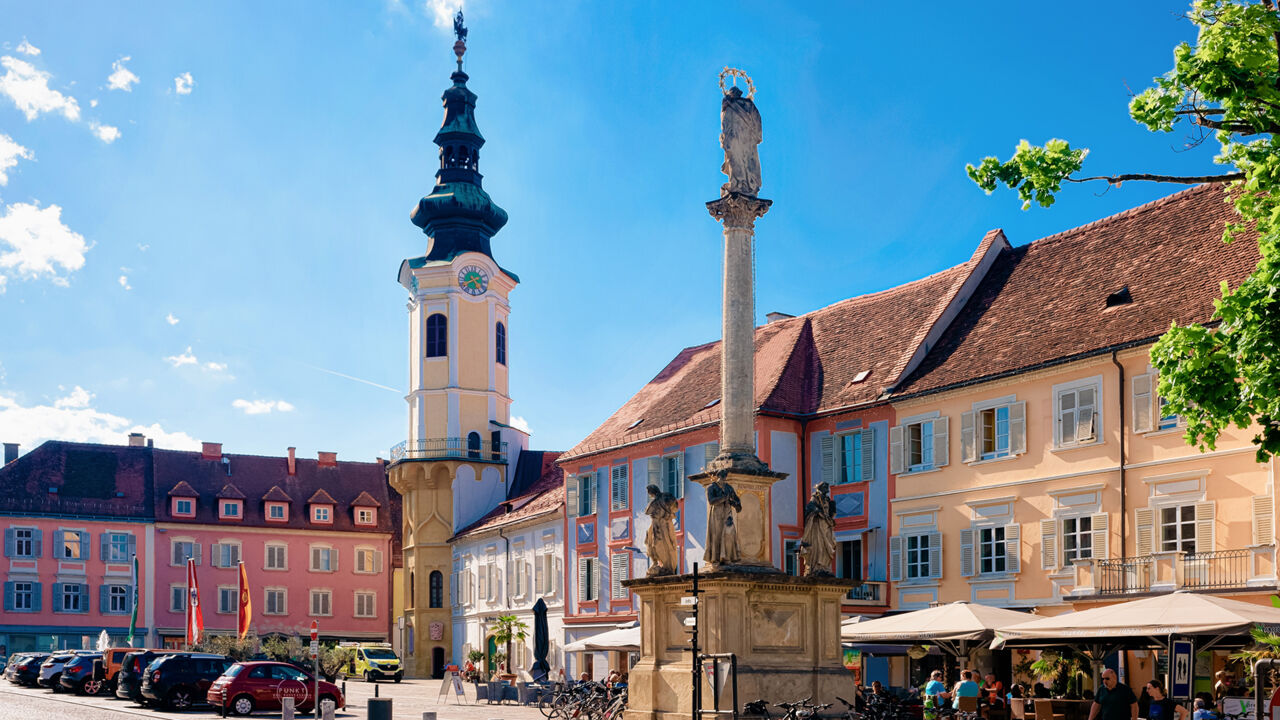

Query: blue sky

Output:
[0, 1, 1223, 461]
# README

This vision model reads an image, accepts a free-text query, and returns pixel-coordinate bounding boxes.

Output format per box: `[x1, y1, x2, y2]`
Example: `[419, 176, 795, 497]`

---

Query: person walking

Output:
[1089, 669, 1138, 720]
[1144, 679, 1189, 720]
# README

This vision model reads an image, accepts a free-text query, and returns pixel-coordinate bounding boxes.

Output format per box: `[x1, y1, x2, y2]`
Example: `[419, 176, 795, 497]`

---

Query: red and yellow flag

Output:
[237, 561, 252, 639]
[186, 558, 203, 647]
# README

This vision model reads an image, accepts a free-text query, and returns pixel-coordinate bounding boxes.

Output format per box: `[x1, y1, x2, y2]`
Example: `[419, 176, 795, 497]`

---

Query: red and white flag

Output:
[186, 558, 204, 646]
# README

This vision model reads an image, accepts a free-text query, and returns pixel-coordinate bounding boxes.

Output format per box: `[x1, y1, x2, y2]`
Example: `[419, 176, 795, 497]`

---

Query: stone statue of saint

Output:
[719, 85, 762, 197]
[643, 485, 680, 577]
[705, 475, 742, 566]
[799, 482, 836, 576]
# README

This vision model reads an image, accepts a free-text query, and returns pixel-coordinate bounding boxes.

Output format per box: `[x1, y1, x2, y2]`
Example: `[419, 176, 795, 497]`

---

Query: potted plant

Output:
[491, 615, 528, 682]
[465, 650, 485, 683]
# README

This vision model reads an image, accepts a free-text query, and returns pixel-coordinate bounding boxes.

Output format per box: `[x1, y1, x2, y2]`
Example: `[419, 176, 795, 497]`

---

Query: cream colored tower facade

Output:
[387, 16, 526, 679]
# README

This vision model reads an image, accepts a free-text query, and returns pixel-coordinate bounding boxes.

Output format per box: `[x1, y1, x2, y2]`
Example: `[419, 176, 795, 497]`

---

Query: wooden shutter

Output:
[1132, 374, 1154, 433]
[374, 550, 384, 574]
[32, 582, 41, 612]
[960, 411, 977, 464]
[611, 554, 629, 599]
[78, 533, 88, 562]
[99, 585, 109, 613]
[611, 466, 627, 510]
[1091, 512, 1110, 560]
[127, 534, 137, 560]
[212, 543, 223, 568]
[933, 416, 949, 467]
[535, 555, 545, 595]
[99, 532, 109, 562]
[1135, 508, 1155, 556]
[1010, 401, 1027, 455]
[192, 542, 202, 565]
[1195, 501, 1216, 554]
[1253, 495, 1275, 546]
[889, 426, 904, 474]
[648, 458, 661, 493]
[861, 430, 875, 482]
[1005, 524, 1021, 574]
[3, 529, 13, 558]
[1077, 404, 1096, 443]
[960, 528, 975, 577]
[78, 583, 89, 613]
[32, 529, 42, 558]
[820, 435, 835, 485]
[888, 536, 903, 582]
[927, 532, 943, 579]
[673, 454, 684, 498]
[1039, 518, 1058, 570]
[566, 477, 579, 520]
[2, 582, 12, 612]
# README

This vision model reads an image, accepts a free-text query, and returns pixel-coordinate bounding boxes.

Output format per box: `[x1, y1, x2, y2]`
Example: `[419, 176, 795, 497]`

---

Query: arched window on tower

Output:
[429, 571, 443, 608]
[496, 322, 506, 366]
[467, 432, 481, 459]
[409, 571, 415, 608]
[426, 313, 448, 358]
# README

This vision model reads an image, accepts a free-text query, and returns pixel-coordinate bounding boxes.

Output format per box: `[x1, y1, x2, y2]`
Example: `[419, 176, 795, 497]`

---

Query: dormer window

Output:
[219, 500, 243, 520]
[312, 505, 333, 524]
[266, 502, 288, 522]
[356, 508, 376, 526]
[173, 498, 195, 517]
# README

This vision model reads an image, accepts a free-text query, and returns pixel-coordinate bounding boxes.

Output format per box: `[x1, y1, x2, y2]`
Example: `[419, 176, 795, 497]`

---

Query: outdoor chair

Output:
[486, 681, 502, 704]
[472, 680, 488, 704]
[1034, 699, 1066, 720]
[517, 682, 538, 705]
[959, 696, 980, 713]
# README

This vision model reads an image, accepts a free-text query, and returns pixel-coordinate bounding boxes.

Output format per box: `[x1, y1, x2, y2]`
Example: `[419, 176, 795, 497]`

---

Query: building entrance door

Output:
[432, 647, 445, 679]
[486, 635, 498, 675]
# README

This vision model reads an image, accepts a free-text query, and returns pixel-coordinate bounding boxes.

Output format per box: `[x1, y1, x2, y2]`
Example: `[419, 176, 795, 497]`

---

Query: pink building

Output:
[152, 443, 397, 647]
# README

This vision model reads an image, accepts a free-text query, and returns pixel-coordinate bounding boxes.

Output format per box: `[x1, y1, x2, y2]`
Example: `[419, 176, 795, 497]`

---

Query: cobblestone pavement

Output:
[0, 679, 548, 720]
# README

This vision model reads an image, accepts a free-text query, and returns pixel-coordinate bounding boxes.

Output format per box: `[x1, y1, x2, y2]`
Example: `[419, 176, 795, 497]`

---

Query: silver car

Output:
[38, 652, 93, 691]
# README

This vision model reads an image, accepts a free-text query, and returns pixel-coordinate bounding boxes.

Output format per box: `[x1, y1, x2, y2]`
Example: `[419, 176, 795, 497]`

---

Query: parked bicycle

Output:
[743, 696, 832, 719]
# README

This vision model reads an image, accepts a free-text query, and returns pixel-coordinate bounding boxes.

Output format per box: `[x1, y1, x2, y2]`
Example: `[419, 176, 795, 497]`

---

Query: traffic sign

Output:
[310, 620, 318, 642]
[309, 640, 319, 658]
[683, 616, 697, 626]
[680, 596, 698, 606]
[1171, 640, 1193, 699]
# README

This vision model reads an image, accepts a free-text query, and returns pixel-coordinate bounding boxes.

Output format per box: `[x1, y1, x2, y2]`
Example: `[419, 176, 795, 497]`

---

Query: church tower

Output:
[387, 12, 526, 679]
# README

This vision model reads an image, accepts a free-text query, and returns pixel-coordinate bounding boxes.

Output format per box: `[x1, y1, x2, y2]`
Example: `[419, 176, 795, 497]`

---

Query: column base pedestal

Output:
[689, 456, 788, 569]
[622, 571, 858, 720]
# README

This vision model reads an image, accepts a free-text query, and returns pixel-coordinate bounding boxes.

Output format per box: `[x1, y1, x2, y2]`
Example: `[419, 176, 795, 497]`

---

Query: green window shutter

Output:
[32, 582, 42, 612]
[100, 585, 109, 613]
[33, 529, 42, 557]
[3, 529, 12, 558]
[99, 532, 109, 562]
[78, 583, 89, 613]
[3, 581, 13, 612]
[861, 429, 875, 482]
[52, 582, 63, 613]
[79, 533, 89, 562]
[820, 435, 835, 485]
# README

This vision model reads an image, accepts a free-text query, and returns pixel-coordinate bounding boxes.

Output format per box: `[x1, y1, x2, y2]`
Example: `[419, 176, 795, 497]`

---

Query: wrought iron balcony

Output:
[845, 580, 887, 606]
[389, 438, 508, 464]
[1072, 547, 1275, 597]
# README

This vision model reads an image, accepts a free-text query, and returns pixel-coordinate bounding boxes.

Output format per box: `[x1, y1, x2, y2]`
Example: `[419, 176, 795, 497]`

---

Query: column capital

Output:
[706, 192, 772, 230]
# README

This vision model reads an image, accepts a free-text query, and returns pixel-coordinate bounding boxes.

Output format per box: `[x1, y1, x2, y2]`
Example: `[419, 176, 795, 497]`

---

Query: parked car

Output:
[58, 653, 105, 695]
[208, 661, 345, 717]
[99, 647, 135, 691]
[344, 642, 403, 682]
[38, 653, 80, 691]
[115, 649, 175, 705]
[5, 653, 48, 685]
[139, 653, 232, 710]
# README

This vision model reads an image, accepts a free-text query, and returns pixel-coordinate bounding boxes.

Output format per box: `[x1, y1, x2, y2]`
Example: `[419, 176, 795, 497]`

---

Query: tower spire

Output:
[409, 10, 508, 263]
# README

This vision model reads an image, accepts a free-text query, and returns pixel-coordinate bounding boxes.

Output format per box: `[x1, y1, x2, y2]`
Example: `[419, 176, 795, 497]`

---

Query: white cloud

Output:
[424, 0, 464, 29]
[173, 72, 193, 95]
[106, 56, 138, 92]
[164, 346, 198, 367]
[0, 133, 33, 185]
[117, 274, 131, 290]
[0, 55, 80, 121]
[0, 201, 89, 291]
[137, 243, 149, 251]
[509, 415, 532, 435]
[165, 312, 179, 325]
[0, 385, 199, 451]
[15, 39, 40, 57]
[232, 398, 294, 415]
[89, 98, 98, 108]
[204, 361, 227, 372]
[89, 121, 120, 144]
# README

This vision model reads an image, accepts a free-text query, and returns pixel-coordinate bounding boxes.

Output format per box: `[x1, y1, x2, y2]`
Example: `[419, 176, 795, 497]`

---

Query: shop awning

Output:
[564, 624, 641, 653]
[839, 602, 1034, 657]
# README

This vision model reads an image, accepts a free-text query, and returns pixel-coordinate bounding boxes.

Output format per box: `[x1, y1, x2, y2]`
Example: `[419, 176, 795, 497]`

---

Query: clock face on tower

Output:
[457, 265, 489, 296]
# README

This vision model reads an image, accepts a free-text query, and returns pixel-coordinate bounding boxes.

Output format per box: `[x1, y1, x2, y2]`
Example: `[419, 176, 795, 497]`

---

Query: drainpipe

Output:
[498, 527, 511, 610]
[1111, 351, 1127, 559]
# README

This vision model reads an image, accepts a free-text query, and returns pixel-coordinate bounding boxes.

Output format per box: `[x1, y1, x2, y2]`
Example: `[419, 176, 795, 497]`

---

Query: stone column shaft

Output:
[721, 223, 755, 455]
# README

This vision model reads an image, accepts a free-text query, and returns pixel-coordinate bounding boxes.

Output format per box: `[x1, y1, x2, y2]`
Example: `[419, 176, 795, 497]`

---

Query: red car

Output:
[208, 661, 344, 716]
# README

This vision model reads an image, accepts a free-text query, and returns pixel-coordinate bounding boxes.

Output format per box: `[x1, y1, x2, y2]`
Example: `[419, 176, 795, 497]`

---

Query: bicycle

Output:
[743, 696, 832, 719]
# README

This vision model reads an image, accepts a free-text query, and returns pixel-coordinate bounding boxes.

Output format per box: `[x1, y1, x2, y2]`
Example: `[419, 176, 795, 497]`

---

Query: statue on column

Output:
[799, 482, 836, 576]
[718, 69, 762, 197]
[644, 485, 680, 577]
[705, 475, 742, 566]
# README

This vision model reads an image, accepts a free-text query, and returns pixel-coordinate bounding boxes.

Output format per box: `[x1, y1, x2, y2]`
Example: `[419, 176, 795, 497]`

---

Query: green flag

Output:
[126, 554, 139, 646]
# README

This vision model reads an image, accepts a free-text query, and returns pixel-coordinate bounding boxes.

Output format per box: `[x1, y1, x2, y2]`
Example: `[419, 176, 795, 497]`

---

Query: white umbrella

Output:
[841, 602, 1034, 657]
[563, 625, 641, 653]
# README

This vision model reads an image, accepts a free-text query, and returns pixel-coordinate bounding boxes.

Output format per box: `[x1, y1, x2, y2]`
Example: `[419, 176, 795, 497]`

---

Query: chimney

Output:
[765, 311, 795, 324]
[147, 438, 154, 448]
[3, 443, 17, 464]
[201, 442, 222, 460]
[317, 451, 337, 468]
[287, 447, 297, 476]
[128, 432, 146, 447]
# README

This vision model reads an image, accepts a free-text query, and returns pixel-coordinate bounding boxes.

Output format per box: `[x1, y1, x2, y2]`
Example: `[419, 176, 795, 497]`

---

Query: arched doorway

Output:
[432, 647, 446, 679]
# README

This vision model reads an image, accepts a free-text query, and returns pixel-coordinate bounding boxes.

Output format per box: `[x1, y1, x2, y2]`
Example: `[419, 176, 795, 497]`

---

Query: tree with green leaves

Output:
[968, 0, 1280, 460]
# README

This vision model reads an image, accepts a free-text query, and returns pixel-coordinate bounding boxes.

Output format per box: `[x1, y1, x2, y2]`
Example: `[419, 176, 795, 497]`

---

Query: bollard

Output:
[322, 701, 336, 720]
[368, 697, 393, 720]
[375, 683, 380, 697]
[342, 679, 346, 698]
[282, 697, 296, 720]
[422, 713, 438, 720]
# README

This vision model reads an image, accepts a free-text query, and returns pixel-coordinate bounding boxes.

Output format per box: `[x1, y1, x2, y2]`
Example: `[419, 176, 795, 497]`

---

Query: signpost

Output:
[1171, 639, 1193, 700]
[310, 621, 320, 718]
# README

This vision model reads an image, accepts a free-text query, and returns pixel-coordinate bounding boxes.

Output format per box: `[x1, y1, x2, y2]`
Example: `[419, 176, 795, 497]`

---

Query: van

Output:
[342, 643, 402, 683]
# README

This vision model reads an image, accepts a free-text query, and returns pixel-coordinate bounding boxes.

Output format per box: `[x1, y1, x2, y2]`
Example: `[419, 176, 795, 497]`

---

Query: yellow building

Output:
[885, 185, 1274, 622]
[385, 26, 529, 679]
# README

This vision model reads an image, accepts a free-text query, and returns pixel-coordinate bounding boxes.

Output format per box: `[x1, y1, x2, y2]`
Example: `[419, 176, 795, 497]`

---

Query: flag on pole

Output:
[126, 554, 140, 646]
[186, 558, 204, 647]
[237, 561, 252, 639]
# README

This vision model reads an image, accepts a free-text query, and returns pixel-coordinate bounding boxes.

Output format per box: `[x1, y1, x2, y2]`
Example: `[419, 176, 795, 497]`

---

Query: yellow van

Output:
[343, 643, 402, 683]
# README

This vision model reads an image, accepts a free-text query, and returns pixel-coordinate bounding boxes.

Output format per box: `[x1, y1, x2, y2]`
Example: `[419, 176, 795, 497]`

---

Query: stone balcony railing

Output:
[844, 580, 888, 606]
[389, 438, 509, 464]
[1069, 546, 1276, 597]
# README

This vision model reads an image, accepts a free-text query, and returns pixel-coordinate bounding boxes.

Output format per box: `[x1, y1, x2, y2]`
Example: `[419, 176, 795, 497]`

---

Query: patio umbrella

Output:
[532, 598, 551, 682]
[840, 602, 1034, 658]
[563, 624, 641, 653]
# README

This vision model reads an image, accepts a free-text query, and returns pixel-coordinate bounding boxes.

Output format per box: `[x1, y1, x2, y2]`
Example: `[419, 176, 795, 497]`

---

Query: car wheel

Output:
[364, 670, 373, 683]
[231, 694, 255, 716]
[319, 694, 338, 716]
[167, 687, 193, 710]
[394, 675, 402, 683]
[49, 675, 61, 692]
[82, 678, 104, 696]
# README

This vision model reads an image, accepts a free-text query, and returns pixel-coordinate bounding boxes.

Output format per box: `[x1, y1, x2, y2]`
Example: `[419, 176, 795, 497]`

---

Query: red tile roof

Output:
[0, 441, 154, 517]
[308, 488, 337, 505]
[216, 483, 245, 499]
[454, 451, 564, 538]
[262, 485, 292, 502]
[351, 490, 381, 507]
[168, 481, 199, 497]
[897, 185, 1260, 395]
[562, 251, 989, 459]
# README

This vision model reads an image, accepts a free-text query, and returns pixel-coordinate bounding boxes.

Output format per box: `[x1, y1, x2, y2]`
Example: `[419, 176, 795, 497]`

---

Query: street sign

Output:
[680, 596, 698, 606]
[310, 620, 318, 642]
[1171, 640, 1193, 699]
[683, 616, 697, 626]
[309, 640, 319, 658]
